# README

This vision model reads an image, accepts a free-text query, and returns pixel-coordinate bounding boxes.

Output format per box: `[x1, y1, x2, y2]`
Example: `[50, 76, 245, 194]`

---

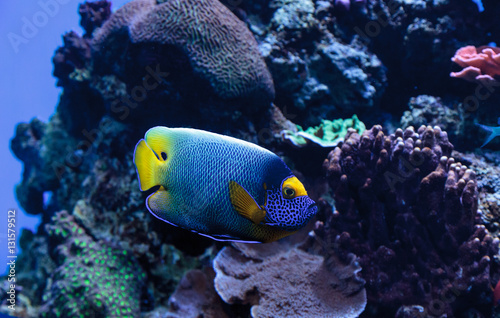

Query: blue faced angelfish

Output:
[133, 127, 318, 243]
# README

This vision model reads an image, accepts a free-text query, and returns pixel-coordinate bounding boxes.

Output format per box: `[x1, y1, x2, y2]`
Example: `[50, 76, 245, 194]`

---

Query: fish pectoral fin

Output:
[146, 186, 178, 227]
[229, 180, 266, 224]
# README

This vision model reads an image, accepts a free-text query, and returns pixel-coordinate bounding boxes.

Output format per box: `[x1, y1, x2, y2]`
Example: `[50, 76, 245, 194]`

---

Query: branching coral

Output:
[322, 125, 499, 317]
[451, 45, 500, 84]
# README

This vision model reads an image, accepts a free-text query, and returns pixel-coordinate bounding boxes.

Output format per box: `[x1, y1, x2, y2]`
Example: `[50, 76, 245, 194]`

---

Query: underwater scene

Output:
[2, 0, 500, 317]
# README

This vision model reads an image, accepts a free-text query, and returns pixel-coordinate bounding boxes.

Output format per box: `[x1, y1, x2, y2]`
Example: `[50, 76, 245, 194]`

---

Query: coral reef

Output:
[255, 0, 387, 125]
[451, 45, 500, 84]
[213, 239, 366, 318]
[322, 125, 499, 317]
[6, 0, 500, 317]
[40, 211, 145, 318]
[91, 0, 156, 50]
[52, 31, 92, 87]
[164, 268, 228, 318]
[400, 95, 465, 146]
[92, 0, 274, 108]
[263, 33, 386, 124]
[455, 151, 500, 244]
[281, 114, 365, 147]
[78, 0, 112, 37]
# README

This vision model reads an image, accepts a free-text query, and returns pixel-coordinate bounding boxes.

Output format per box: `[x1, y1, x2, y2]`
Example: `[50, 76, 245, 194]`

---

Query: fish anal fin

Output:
[229, 181, 266, 224]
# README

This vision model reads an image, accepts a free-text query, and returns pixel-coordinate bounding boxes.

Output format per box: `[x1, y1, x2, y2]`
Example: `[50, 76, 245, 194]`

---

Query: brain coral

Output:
[91, 0, 156, 49]
[128, 0, 275, 105]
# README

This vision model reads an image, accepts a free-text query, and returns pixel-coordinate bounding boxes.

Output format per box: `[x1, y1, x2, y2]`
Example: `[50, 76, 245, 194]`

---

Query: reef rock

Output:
[213, 240, 366, 318]
[400, 95, 465, 145]
[165, 268, 229, 318]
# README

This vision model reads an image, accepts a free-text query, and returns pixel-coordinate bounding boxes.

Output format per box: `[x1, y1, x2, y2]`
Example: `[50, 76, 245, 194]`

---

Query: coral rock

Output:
[213, 241, 366, 318]
[400, 95, 464, 143]
[79, 0, 112, 37]
[53, 31, 92, 87]
[166, 268, 229, 318]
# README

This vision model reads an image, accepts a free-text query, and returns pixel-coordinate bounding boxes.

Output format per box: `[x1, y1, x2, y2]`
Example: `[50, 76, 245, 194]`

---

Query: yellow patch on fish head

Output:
[281, 176, 307, 199]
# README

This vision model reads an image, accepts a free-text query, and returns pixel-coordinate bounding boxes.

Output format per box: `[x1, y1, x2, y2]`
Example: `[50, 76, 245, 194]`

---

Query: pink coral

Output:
[450, 45, 500, 84]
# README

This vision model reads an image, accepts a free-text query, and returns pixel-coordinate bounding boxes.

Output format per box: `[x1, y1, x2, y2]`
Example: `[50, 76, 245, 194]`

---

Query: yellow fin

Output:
[134, 139, 162, 191]
[229, 181, 266, 224]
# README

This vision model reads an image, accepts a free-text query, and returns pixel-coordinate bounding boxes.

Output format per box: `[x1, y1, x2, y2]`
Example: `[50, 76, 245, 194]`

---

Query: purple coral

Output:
[52, 31, 91, 86]
[322, 125, 499, 317]
[78, 0, 111, 37]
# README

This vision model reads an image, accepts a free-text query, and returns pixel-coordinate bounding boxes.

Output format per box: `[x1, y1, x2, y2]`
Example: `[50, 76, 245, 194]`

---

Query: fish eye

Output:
[283, 186, 295, 199]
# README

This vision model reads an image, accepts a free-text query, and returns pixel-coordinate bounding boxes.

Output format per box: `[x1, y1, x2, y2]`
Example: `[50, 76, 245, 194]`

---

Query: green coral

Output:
[41, 211, 145, 318]
[281, 115, 365, 147]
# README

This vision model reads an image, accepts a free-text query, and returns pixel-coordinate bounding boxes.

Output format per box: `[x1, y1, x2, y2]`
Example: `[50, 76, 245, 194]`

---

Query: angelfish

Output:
[133, 127, 318, 243]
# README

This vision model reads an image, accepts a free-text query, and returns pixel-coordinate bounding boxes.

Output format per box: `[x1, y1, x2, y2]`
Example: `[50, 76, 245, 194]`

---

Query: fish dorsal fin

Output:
[229, 181, 266, 224]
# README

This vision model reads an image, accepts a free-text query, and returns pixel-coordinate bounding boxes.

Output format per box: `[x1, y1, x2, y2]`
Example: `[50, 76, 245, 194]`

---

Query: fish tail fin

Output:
[134, 139, 162, 191]
[476, 124, 499, 147]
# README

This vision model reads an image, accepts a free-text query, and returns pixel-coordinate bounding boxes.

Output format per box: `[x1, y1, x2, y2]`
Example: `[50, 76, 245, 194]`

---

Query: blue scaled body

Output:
[133, 127, 317, 243]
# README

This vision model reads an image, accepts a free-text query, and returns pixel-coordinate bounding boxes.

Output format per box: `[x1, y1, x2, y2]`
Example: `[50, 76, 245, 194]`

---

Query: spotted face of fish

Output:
[263, 176, 317, 231]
